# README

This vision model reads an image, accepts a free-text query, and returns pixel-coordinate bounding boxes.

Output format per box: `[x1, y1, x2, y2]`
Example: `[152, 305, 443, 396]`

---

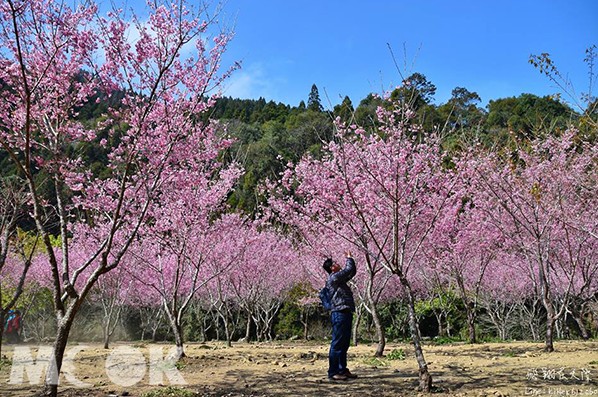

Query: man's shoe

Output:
[329, 373, 348, 381]
[340, 369, 358, 379]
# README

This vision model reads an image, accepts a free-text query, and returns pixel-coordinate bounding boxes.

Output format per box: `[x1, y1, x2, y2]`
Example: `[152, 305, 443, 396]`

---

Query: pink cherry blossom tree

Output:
[478, 252, 531, 340]
[267, 190, 389, 352]
[0, 0, 235, 394]
[548, 209, 598, 339]
[241, 227, 302, 342]
[203, 220, 259, 346]
[207, 220, 303, 343]
[269, 97, 462, 391]
[128, 213, 247, 358]
[469, 131, 598, 351]
[423, 164, 506, 343]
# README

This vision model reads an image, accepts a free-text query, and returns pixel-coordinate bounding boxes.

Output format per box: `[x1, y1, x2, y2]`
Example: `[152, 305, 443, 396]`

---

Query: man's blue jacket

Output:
[325, 257, 356, 312]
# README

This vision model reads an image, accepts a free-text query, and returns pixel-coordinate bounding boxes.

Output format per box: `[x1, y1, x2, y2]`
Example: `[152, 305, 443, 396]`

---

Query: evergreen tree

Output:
[333, 95, 354, 122]
[307, 84, 323, 112]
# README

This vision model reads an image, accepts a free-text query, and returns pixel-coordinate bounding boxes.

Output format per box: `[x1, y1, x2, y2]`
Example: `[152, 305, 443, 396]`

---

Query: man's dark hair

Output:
[323, 258, 333, 274]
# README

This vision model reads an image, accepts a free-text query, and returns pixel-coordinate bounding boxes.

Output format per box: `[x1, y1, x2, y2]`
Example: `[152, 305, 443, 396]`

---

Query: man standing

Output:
[322, 252, 357, 381]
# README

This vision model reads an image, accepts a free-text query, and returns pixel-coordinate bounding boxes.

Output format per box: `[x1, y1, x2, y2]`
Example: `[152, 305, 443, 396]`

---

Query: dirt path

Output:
[1, 340, 597, 396]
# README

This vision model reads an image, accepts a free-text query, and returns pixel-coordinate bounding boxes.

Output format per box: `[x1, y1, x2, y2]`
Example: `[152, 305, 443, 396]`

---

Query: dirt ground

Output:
[1, 339, 597, 397]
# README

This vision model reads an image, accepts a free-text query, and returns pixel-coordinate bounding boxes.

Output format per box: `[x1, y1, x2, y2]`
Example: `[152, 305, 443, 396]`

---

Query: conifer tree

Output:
[307, 84, 323, 112]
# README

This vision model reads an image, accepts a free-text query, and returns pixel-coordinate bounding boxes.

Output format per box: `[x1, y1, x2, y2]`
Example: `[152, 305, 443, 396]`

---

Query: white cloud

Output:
[223, 62, 285, 101]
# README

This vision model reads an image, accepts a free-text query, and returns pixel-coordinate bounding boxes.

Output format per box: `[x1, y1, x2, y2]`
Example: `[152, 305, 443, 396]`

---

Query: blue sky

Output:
[214, 0, 597, 110]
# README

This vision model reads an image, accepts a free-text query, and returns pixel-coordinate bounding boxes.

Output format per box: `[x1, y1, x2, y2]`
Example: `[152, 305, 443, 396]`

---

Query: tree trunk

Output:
[165, 310, 186, 361]
[172, 321, 186, 360]
[102, 302, 123, 349]
[402, 277, 432, 392]
[103, 328, 110, 350]
[223, 314, 232, 347]
[43, 320, 74, 397]
[545, 316, 555, 352]
[538, 256, 557, 352]
[571, 305, 591, 340]
[352, 304, 362, 347]
[0, 311, 4, 358]
[244, 311, 252, 341]
[541, 290, 556, 351]
[367, 296, 386, 357]
[435, 312, 445, 337]
[467, 310, 477, 344]
[301, 307, 309, 340]
[102, 309, 113, 349]
[573, 313, 590, 340]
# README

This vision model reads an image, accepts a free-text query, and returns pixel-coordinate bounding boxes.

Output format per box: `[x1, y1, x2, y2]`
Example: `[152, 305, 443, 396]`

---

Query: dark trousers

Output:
[328, 310, 352, 378]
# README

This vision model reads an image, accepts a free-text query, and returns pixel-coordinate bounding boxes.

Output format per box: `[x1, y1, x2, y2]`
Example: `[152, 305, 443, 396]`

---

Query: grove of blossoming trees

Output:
[268, 97, 597, 391]
[0, 0, 597, 395]
[462, 133, 598, 352]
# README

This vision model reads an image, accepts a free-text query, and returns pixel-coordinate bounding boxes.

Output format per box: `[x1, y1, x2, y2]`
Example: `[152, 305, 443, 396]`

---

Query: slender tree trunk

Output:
[538, 254, 556, 352]
[43, 319, 75, 397]
[253, 317, 260, 342]
[165, 310, 186, 361]
[0, 310, 4, 360]
[102, 300, 123, 349]
[223, 314, 232, 347]
[352, 304, 362, 347]
[571, 305, 591, 340]
[303, 320, 308, 340]
[172, 321, 186, 360]
[461, 294, 477, 343]
[529, 319, 538, 341]
[545, 315, 555, 353]
[541, 296, 556, 351]
[466, 308, 477, 344]
[139, 308, 146, 341]
[103, 326, 110, 349]
[367, 295, 385, 357]
[102, 307, 114, 349]
[244, 311, 252, 341]
[573, 314, 590, 340]
[444, 311, 452, 337]
[435, 312, 445, 337]
[555, 317, 564, 339]
[301, 307, 309, 340]
[401, 278, 432, 392]
[199, 309, 211, 343]
[0, 311, 5, 358]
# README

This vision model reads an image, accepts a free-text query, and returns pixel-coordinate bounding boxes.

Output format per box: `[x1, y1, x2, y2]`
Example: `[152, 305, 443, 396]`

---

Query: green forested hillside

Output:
[209, 80, 588, 214]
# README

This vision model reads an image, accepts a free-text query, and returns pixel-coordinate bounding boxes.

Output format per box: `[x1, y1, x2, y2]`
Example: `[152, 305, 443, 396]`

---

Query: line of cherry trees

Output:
[5, 94, 595, 392]
[0, 0, 596, 394]
[265, 99, 597, 389]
